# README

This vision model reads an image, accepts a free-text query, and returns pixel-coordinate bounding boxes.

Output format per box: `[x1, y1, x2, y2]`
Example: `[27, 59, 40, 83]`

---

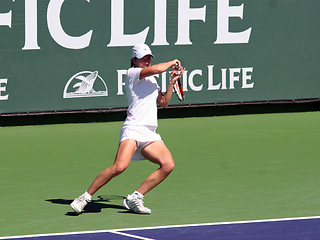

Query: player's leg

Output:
[86, 139, 137, 195]
[123, 141, 174, 214]
[137, 141, 175, 195]
[71, 139, 137, 214]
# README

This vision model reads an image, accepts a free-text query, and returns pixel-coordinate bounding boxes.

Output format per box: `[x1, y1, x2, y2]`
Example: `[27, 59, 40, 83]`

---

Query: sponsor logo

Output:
[63, 71, 108, 98]
[116, 65, 254, 95]
[1, 0, 252, 50]
[0, 78, 9, 100]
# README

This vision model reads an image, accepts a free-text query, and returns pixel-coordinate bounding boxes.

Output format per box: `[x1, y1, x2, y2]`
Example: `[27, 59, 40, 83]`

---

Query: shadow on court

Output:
[46, 195, 129, 216]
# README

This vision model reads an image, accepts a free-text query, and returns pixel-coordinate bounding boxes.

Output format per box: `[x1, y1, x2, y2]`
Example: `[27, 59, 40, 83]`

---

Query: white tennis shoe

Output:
[70, 195, 91, 214]
[122, 194, 151, 214]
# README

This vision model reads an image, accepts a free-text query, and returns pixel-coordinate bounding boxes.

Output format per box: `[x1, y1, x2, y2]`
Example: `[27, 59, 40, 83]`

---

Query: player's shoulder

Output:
[126, 68, 143, 84]
[127, 67, 142, 76]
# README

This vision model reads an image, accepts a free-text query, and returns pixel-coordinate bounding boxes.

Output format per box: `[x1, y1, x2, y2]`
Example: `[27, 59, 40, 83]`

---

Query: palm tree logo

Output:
[63, 71, 108, 98]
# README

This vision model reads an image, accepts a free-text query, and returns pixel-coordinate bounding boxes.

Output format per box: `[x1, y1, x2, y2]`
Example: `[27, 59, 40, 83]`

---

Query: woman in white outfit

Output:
[71, 44, 185, 214]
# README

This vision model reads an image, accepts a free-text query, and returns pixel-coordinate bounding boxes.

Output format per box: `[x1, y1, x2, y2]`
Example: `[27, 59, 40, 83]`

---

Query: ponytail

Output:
[131, 57, 137, 68]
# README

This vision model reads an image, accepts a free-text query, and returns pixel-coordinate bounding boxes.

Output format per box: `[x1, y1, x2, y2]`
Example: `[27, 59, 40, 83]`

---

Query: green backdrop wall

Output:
[0, 0, 319, 114]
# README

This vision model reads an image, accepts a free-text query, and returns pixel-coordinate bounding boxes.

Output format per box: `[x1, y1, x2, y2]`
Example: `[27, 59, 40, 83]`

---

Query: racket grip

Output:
[173, 62, 180, 75]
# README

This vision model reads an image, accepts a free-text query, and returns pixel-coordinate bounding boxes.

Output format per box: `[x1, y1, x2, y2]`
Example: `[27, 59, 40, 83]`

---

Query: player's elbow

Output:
[157, 95, 169, 108]
[159, 101, 169, 108]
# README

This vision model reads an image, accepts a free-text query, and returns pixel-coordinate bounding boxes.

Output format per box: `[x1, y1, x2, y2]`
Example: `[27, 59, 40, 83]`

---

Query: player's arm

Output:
[139, 59, 181, 79]
[157, 67, 185, 108]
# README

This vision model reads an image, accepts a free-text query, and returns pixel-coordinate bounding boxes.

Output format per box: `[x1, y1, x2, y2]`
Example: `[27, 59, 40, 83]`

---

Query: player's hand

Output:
[171, 60, 181, 70]
[170, 66, 185, 84]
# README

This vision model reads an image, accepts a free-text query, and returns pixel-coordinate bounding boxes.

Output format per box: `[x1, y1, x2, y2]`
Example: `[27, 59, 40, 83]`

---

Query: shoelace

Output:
[129, 197, 148, 210]
[132, 198, 143, 207]
[77, 196, 91, 203]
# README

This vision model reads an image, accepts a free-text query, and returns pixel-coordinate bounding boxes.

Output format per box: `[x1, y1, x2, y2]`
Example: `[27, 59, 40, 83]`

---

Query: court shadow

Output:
[118, 210, 136, 214]
[46, 195, 126, 216]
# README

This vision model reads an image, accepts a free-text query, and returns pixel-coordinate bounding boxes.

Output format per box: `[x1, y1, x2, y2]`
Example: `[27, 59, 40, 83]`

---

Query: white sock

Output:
[83, 191, 92, 201]
[132, 191, 144, 199]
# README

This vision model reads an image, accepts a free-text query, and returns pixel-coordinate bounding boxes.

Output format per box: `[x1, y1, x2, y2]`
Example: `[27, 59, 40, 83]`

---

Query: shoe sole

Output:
[122, 198, 151, 214]
[122, 198, 130, 210]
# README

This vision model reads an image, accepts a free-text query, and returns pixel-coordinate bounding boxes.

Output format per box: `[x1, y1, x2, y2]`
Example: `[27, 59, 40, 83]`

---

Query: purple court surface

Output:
[1, 216, 319, 240]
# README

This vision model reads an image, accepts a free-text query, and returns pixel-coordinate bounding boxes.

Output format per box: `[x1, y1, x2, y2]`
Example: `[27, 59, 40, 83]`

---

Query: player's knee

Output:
[167, 163, 175, 175]
[112, 164, 127, 176]
[162, 160, 175, 175]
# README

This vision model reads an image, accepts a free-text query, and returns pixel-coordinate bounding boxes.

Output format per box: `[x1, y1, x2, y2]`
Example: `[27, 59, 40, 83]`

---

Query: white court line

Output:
[112, 215, 320, 232]
[1, 216, 320, 239]
[109, 230, 155, 240]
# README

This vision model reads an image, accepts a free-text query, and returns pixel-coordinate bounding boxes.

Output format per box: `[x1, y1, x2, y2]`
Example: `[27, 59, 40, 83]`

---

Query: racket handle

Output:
[173, 62, 180, 76]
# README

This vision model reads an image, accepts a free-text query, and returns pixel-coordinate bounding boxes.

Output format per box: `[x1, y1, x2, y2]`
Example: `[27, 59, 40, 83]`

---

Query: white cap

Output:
[131, 44, 155, 59]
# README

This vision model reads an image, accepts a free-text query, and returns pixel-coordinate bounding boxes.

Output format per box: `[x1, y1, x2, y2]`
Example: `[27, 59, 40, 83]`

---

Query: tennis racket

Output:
[171, 63, 185, 102]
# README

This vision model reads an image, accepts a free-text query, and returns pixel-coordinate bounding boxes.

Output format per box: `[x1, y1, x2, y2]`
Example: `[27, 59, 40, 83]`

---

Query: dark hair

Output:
[131, 57, 137, 68]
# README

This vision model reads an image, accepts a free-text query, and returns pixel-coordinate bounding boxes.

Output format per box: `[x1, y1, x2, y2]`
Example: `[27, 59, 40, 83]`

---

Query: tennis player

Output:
[71, 44, 185, 214]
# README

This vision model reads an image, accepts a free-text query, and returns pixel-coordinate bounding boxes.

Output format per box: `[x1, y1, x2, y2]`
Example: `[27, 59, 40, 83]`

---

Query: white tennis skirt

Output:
[119, 125, 163, 161]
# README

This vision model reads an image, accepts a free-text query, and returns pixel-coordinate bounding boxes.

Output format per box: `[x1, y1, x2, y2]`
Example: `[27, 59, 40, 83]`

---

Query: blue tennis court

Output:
[2, 217, 319, 240]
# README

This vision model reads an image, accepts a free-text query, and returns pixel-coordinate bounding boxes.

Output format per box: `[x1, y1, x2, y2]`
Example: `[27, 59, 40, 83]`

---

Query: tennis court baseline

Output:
[1, 216, 319, 240]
